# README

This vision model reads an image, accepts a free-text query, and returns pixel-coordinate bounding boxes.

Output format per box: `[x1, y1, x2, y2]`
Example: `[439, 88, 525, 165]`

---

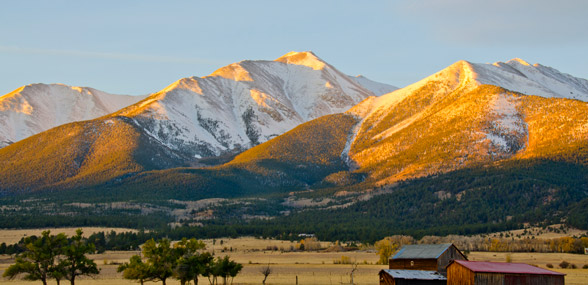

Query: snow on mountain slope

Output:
[344, 59, 588, 185]
[474, 58, 588, 101]
[348, 58, 588, 128]
[348, 75, 398, 95]
[115, 51, 375, 159]
[0, 84, 146, 147]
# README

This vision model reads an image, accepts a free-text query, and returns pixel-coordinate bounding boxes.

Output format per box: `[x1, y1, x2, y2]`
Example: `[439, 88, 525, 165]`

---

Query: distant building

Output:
[389, 243, 467, 276]
[297, 233, 315, 238]
[447, 260, 565, 285]
[585, 247, 588, 255]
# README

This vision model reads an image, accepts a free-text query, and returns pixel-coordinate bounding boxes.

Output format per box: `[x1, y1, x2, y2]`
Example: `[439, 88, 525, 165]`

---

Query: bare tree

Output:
[349, 262, 358, 285]
[260, 262, 272, 285]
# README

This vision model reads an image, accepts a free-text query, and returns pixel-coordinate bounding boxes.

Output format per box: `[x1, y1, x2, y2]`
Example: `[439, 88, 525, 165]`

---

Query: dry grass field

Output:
[1, 235, 588, 284]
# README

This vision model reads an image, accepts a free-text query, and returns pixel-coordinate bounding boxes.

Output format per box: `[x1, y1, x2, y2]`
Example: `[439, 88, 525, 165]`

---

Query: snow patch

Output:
[473, 59, 588, 101]
[485, 93, 527, 153]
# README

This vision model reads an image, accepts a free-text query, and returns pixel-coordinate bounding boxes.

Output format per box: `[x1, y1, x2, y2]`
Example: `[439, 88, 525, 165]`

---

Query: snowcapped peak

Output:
[413, 60, 479, 91]
[275, 51, 326, 70]
[0, 83, 146, 148]
[404, 58, 588, 102]
[161, 77, 203, 95]
[506, 58, 532, 66]
[447, 60, 475, 72]
[209, 62, 253, 82]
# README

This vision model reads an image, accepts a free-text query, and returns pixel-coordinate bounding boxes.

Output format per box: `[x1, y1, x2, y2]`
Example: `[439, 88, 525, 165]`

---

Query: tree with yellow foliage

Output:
[375, 237, 399, 265]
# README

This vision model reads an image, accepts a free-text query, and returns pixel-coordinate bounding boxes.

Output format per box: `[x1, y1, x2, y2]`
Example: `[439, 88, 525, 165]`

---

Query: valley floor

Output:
[1, 250, 587, 284]
[0, 233, 587, 284]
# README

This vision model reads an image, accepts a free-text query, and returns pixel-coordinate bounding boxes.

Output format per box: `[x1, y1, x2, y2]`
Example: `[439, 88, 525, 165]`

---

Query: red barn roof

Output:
[452, 260, 564, 276]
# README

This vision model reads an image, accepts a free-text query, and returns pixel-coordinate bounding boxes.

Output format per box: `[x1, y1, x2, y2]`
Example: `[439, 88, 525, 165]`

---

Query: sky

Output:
[1, 0, 588, 95]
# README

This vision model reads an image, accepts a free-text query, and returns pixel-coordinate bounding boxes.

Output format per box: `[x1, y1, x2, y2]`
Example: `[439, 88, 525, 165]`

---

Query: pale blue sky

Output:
[1, 0, 587, 95]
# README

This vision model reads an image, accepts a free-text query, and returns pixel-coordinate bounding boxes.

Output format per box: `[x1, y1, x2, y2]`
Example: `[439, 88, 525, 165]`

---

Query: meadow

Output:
[0, 229, 587, 284]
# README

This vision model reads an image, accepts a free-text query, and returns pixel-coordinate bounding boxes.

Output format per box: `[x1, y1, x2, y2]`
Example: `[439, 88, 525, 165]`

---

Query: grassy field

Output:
[1, 236, 588, 284]
[0, 249, 382, 285]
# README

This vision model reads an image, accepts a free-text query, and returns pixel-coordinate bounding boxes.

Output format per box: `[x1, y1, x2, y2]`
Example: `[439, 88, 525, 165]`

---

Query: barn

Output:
[389, 243, 467, 276]
[446, 260, 565, 285]
[379, 269, 447, 285]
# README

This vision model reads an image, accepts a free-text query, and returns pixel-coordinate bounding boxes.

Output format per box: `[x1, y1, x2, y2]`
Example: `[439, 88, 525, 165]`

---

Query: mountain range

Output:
[0, 51, 394, 192]
[0, 53, 587, 236]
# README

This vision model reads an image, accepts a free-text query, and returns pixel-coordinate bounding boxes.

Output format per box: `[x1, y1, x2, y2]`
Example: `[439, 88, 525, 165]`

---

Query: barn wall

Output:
[503, 274, 564, 285]
[447, 263, 474, 285]
[437, 246, 467, 275]
[379, 271, 395, 285]
[389, 259, 437, 271]
[474, 273, 504, 285]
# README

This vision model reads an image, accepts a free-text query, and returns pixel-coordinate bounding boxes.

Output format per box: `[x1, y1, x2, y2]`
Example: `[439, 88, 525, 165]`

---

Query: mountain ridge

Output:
[0, 83, 147, 148]
[342, 59, 588, 186]
[110, 51, 378, 159]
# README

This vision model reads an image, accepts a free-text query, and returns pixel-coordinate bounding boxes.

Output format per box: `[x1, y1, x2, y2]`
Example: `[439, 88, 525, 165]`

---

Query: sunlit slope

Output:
[345, 60, 588, 186]
[0, 83, 146, 148]
[229, 114, 356, 166]
[224, 113, 358, 185]
[0, 117, 189, 193]
[91, 114, 358, 200]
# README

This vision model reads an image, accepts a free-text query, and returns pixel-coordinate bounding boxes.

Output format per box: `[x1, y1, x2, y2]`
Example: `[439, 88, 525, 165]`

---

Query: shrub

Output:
[559, 261, 570, 269]
[546, 264, 553, 268]
[582, 264, 588, 269]
[333, 255, 352, 264]
[570, 264, 577, 269]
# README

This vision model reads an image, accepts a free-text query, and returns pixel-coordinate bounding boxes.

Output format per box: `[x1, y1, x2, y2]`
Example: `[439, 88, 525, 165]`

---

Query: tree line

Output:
[2, 231, 242, 285]
[2, 229, 98, 285]
[118, 238, 242, 285]
[373, 234, 588, 263]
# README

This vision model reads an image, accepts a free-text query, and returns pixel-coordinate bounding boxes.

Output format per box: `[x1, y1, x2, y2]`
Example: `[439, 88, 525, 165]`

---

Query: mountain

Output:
[0, 51, 379, 192]
[0, 83, 146, 148]
[75, 113, 360, 201]
[113, 51, 375, 159]
[344, 59, 588, 186]
[0, 116, 191, 192]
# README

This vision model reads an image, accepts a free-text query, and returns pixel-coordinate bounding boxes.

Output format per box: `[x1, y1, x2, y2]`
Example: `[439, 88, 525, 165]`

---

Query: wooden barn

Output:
[447, 260, 565, 285]
[389, 243, 467, 276]
[379, 269, 447, 285]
